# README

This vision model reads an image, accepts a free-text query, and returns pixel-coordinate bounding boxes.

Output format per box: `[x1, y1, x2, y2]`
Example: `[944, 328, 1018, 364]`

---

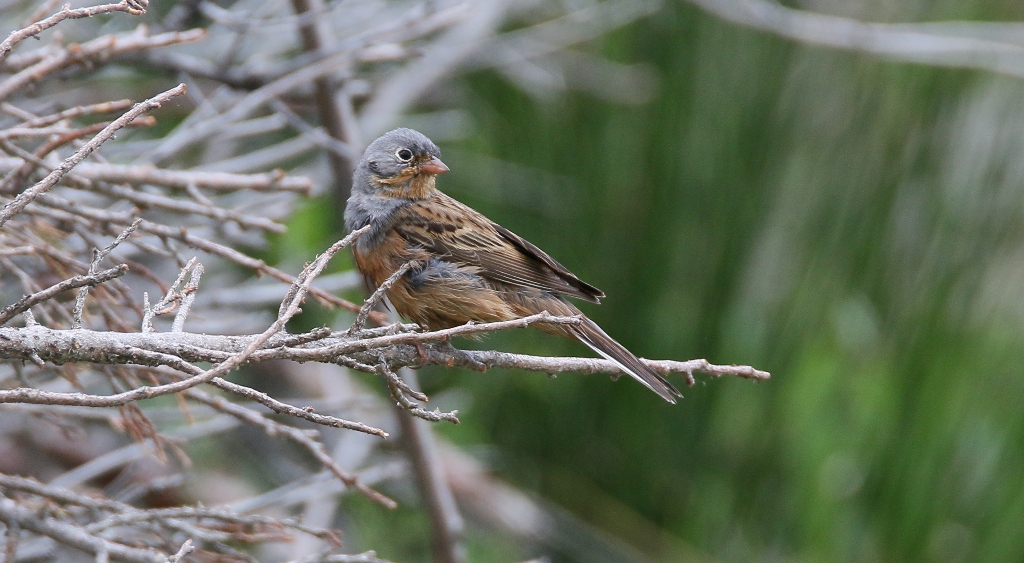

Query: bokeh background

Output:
[4, 0, 1024, 561]
[299, 1, 1024, 561]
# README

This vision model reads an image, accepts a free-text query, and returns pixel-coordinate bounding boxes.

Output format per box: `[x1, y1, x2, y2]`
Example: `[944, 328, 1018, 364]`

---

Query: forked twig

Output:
[349, 259, 417, 334]
[0, 83, 188, 228]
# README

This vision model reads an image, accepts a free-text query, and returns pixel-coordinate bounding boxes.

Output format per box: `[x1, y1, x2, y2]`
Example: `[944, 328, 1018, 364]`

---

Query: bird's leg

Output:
[413, 341, 430, 366]
[432, 340, 486, 372]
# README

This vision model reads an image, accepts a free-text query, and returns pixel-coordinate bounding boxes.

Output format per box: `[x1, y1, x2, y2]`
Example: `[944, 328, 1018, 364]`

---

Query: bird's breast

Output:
[352, 230, 517, 329]
[352, 229, 423, 289]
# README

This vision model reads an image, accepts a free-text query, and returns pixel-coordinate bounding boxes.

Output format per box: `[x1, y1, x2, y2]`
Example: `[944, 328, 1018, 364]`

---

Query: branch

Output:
[0, 161, 313, 193]
[687, 0, 1024, 77]
[378, 363, 459, 424]
[441, 349, 771, 384]
[0, 497, 166, 563]
[0, 1, 148, 62]
[393, 367, 466, 563]
[72, 219, 141, 328]
[0, 322, 770, 392]
[0, 83, 188, 228]
[182, 388, 394, 507]
[348, 260, 416, 334]
[0, 28, 204, 103]
[290, 0, 357, 212]
[0, 265, 128, 325]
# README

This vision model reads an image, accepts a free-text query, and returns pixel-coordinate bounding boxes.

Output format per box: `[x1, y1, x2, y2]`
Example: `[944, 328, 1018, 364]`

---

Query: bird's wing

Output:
[393, 192, 604, 302]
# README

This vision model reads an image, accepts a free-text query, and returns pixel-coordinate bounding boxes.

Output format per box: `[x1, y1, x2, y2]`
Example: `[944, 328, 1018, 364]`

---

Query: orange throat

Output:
[377, 170, 436, 200]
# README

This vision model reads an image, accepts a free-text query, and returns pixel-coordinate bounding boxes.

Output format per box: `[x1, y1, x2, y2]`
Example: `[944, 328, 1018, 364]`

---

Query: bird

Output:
[344, 128, 681, 403]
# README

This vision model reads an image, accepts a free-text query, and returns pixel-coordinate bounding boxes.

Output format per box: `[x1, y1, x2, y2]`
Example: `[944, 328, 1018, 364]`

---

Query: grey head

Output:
[356, 128, 446, 187]
[344, 128, 450, 244]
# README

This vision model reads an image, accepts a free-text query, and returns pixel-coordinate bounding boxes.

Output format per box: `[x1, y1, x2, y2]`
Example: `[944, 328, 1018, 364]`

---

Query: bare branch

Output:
[687, 0, 1024, 77]
[73, 219, 141, 329]
[6, 99, 134, 128]
[166, 540, 193, 563]
[0, 83, 188, 228]
[1, 161, 313, 193]
[349, 260, 416, 334]
[142, 257, 197, 332]
[393, 366, 465, 563]
[0, 265, 128, 326]
[0, 29, 203, 103]
[170, 263, 202, 332]
[0, 1, 148, 62]
[0, 322, 770, 389]
[290, 0, 357, 211]
[0, 497, 166, 563]
[378, 363, 459, 424]
[442, 349, 773, 384]
[203, 377, 387, 436]
[134, 219, 377, 317]
[182, 388, 394, 506]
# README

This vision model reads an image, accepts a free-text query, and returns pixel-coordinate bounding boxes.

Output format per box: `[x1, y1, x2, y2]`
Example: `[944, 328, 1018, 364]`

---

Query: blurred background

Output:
[4, 0, 1024, 561]
[345, 1, 1024, 561]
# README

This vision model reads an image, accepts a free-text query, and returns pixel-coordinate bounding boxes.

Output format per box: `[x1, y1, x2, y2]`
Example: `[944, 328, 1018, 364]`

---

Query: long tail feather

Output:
[570, 317, 681, 403]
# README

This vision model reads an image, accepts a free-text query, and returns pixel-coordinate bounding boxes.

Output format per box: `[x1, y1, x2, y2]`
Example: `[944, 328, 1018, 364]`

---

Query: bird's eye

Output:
[396, 148, 413, 162]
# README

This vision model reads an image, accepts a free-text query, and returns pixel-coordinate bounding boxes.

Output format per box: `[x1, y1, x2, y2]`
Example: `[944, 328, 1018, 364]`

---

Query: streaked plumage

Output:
[344, 128, 681, 403]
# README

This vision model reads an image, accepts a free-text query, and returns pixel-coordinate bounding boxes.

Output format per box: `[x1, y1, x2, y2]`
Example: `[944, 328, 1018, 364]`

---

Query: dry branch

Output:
[0, 83, 188, 228]
[687, 0, 1024, 77]
[0, 28, 204, 103]
[0, 1, 148, 62]
[0, 264, 127, 325]
[0, 321, 770, 388]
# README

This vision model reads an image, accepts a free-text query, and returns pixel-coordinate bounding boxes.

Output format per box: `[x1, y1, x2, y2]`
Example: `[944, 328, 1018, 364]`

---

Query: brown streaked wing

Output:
[394, 192, 604, 303]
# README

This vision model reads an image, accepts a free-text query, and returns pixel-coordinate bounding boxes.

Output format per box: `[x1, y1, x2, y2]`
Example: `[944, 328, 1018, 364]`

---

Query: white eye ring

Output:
[396, 148, 413, 162]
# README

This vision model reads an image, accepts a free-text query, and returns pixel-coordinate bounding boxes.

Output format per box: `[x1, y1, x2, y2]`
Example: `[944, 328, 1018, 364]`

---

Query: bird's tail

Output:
[533, 298, 681, 403]
[569, 316, 682, 403]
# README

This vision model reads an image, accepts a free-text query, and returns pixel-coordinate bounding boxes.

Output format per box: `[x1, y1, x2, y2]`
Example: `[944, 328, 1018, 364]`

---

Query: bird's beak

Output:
[420, 157, 449, 175]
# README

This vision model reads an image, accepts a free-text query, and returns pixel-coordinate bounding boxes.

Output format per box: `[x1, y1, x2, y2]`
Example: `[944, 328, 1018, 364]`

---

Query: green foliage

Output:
[381, 3, 1024, 561]
[259, 1, 1024, 559]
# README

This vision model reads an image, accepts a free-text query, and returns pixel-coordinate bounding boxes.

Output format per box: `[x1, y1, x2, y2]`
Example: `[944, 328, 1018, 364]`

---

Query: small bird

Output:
[344, 128, 681, 403]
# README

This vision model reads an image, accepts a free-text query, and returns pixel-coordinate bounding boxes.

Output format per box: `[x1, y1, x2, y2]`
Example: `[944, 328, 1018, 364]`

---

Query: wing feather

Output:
[393, 192, 604, 302]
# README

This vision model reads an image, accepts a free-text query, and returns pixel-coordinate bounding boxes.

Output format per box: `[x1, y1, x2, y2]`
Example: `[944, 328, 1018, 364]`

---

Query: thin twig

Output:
[10, 99, 134, 128]
[377, 363, 458, 424]
[184, 388, 394, 507]
[73, 219, 142, 329]
[0, 84, 188, 229]
[0, 1, 148, 62]
[143, 257, 197, 332]
[0, 265, 128, 326]
[204, 377, 388, 436]
[166, 539, 193, 563]
[348, 260, 416, 334]
[170, 264, 203, 332]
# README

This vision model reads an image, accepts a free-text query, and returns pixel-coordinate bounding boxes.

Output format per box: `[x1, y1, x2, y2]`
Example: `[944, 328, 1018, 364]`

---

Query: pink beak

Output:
[420, 157, 449, 175]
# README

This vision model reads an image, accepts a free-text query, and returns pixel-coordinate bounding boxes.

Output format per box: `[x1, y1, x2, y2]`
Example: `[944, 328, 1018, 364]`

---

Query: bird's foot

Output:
[413, 342, 430, 366]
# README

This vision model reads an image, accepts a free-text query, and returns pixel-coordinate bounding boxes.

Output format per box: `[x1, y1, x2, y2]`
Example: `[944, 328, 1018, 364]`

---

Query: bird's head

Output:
[357, 128, 448, 199]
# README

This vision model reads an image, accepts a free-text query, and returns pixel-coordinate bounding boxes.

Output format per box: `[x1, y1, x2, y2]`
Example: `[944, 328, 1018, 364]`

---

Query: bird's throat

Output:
[376, 170, 436, 200]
